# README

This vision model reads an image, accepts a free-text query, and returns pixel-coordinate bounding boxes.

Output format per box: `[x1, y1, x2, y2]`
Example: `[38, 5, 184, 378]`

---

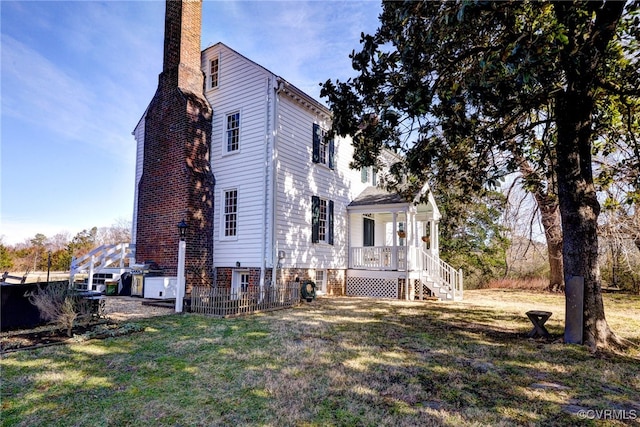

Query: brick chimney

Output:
[135, 0, 214, 287]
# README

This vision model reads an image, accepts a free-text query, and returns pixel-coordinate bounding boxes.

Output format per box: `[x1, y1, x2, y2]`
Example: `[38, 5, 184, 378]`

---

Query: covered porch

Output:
[346, 186, 462, 301]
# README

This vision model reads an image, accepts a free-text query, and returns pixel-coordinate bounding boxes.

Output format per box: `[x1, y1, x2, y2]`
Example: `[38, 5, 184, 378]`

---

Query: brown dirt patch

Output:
[1, 296, 173, 353]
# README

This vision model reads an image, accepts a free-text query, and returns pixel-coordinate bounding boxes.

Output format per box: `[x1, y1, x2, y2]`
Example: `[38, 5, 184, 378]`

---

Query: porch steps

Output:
[420, 250, 463, 301]
[423, 275, 454, 300]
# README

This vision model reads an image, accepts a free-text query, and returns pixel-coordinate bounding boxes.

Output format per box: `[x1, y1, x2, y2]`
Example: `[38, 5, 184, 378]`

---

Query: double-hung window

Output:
[311, 196, 334, 245]
[209, 57, 219, 89]
[225, 111, 240, 153]
[312, 123, 334, 169]
[361, 166, 377, 185]
[223, 189, 238, 238]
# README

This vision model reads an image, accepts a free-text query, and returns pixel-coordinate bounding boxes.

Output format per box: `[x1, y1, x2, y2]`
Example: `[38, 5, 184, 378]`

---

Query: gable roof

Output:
[203, 42, 331, 117]
[348, 182, 441, 220]
[134, 41, 332, 133]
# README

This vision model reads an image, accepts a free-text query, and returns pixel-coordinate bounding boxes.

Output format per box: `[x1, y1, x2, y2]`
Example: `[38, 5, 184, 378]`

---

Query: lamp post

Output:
[46, 251, 52, 283]
[175, 219, 188, 313]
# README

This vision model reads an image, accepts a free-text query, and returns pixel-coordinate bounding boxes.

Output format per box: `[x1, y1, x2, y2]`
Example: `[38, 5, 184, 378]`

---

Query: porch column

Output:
[392, 212, 397, 270]
[409, 210, 417, 271]
[432, 220, 439, 256]
[413, 212, 419, 253]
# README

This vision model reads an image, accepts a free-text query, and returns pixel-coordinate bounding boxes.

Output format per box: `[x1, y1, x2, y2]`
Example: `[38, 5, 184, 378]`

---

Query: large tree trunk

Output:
[555, 91, 618, 350]
[517, 158, 564, 292]
[553, 1, 625, 351]
[535, 193, 564, 292]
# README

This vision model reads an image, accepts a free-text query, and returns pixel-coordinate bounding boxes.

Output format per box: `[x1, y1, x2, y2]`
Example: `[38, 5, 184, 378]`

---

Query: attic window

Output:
[209, 57, 219, 89]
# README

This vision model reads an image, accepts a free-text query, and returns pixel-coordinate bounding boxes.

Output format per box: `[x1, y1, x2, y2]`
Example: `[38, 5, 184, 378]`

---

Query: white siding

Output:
[274, 93, 367, 270]
[131, 115, 145, 248]
[132, 42, 402, 273]
[203, 44, 273, 268]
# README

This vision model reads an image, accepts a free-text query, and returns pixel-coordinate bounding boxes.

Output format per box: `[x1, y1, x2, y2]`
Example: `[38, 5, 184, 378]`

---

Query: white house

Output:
[131, 42, 462, 301]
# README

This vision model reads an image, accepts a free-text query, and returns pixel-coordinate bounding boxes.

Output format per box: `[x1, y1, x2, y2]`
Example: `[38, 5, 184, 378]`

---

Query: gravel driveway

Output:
[104, 296, 175, 322]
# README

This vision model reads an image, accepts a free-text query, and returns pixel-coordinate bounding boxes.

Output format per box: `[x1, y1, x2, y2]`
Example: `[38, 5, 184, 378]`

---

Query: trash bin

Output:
[105, 280, 118, 296]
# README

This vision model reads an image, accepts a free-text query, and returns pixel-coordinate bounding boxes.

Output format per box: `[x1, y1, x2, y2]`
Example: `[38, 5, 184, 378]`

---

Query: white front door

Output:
[232, 270, 250, 299]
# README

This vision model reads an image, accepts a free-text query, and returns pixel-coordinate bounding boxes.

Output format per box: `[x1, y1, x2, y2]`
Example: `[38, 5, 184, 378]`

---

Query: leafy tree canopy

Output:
[322, 1, 638, 195]
[321, 0, 639, 349]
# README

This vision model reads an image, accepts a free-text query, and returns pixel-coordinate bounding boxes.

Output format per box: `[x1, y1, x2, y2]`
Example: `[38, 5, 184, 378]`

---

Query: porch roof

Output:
[348, 184, 441, 220]
[348, 186, 406, 207]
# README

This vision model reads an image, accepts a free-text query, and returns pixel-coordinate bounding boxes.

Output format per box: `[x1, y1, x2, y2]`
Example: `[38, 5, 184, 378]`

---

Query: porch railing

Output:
[349, 246, 406, 270]
[190, 283, 300, 317]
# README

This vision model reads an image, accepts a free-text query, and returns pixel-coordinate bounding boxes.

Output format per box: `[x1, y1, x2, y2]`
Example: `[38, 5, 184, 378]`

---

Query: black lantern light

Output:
[177, 219, 188, 241]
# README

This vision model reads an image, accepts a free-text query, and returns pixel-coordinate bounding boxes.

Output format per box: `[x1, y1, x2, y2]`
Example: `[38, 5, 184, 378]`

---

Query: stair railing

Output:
[69, 243, 134, 287]
[420, 249, 463, 300]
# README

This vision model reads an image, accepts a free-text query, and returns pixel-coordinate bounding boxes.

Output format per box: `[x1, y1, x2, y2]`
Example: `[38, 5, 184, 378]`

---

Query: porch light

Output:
[177, 219, 188, 241]
[175, 219, 188, 313]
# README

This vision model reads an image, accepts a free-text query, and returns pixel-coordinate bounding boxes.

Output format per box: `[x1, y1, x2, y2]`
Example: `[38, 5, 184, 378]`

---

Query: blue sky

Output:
[1, 0, 382, 245]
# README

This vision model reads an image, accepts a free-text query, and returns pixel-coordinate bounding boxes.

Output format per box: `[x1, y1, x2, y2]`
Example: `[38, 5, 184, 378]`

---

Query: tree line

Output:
[0, 219, 131, 273]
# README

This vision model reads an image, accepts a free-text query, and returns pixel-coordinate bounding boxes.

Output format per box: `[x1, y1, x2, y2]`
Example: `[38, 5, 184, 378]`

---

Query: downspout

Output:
[259, 76, 271, 293]
[271, 78, 284, 289]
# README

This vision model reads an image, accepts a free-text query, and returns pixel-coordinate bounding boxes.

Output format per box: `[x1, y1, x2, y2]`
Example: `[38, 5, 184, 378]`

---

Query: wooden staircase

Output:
[418, 250, 463, 301]
[70, 243, 134, 292]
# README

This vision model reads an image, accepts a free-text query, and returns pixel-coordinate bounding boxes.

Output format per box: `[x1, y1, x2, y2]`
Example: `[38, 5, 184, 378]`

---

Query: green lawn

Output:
[1, 290, 639, 426]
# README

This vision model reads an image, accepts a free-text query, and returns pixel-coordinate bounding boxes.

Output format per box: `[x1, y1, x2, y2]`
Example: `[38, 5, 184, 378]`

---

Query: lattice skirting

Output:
[413, 279, 434, 299]
[347, 276, 399, 299]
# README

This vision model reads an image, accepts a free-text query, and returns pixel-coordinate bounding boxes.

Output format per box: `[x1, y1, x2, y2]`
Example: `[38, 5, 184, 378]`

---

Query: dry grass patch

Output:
[1, 290, 639, 426]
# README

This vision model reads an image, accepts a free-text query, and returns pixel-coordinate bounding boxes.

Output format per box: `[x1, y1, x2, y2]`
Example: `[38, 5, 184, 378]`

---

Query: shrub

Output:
[28, 282, 91, 336]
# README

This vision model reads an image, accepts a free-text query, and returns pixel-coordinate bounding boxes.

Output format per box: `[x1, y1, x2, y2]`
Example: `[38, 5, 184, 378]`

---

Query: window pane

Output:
[224, 189, 238, 236]
[318, 199, 327, 241]
[210, 58, 219, 89]
[226, 112, 240, 152]
[319, 138, 327, 164]
[240, 273, 249, 292]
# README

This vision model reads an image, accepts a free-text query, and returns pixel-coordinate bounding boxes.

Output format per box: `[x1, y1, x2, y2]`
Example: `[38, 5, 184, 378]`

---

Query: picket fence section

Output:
[190, 283, 301, 317]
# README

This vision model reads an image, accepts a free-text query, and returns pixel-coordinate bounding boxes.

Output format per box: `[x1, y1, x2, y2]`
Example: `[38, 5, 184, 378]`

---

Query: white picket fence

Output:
[190, 283, 300, 317]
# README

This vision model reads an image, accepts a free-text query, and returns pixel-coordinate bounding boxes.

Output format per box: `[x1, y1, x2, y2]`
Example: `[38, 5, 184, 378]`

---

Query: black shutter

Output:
[328, 200, 334, 245]
[312, 123, 320, 163]
[311, 195, 320, 243]
[328, 138, 335, 170]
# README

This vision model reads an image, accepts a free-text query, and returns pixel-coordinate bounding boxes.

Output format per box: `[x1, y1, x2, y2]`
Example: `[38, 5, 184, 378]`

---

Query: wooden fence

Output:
[190, 283, 301, 317]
